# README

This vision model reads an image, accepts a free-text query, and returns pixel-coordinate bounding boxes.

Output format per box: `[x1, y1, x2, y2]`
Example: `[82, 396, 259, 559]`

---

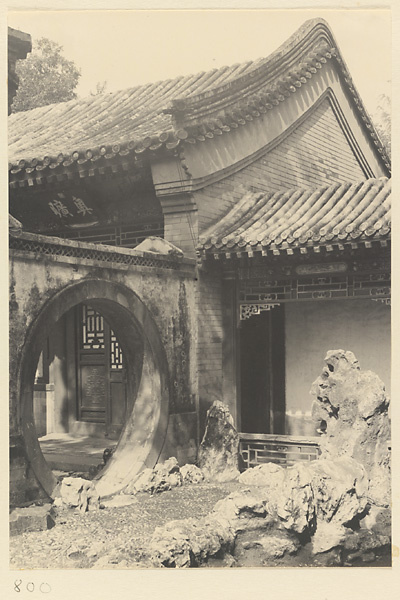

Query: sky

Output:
[7, 8, 391, 117]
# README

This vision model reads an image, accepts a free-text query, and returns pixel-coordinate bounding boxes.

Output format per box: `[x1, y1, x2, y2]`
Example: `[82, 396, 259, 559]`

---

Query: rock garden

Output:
[10, 350, 391, 568]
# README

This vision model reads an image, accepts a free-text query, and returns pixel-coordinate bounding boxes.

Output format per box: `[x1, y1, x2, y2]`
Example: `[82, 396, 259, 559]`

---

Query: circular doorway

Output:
[19, 279, 170, 499]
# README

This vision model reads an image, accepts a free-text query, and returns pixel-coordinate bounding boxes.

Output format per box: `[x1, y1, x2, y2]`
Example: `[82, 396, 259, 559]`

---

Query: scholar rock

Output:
[180, 463, 205, 484]
[312, 520, 347, 554]
[310, 457, 368, 527]
[54, 477, 100, 512]
[198, 401, 240, 482]
[311, 349, 391, 506]
[270, 463, 315, 534]
[124, 457, 183, 495]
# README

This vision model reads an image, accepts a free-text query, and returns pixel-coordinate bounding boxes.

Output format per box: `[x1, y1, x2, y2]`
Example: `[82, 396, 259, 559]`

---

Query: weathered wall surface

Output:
[9, 239, 197, 506]
[195, 98, 368, 234]
[197, 265, 224, 435]
[285, 299, 391, 435]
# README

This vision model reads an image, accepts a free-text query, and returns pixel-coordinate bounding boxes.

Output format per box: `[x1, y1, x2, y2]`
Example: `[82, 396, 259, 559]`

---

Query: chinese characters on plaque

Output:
[48, 193, 94, 219]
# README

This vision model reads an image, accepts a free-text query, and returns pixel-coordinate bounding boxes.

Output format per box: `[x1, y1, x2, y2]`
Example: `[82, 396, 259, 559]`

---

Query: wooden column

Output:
[222, 271, 240, 428]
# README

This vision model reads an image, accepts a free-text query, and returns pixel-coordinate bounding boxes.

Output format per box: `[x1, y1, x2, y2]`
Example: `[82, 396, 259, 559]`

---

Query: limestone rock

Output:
[124, 457, 183, 495]
[244, 533, 300, 559]
[312, 547, 343, 567]
[212, 489, 271, 533]
[311, 349, 391, 506]
[360, 505, 391, 539]
[312, 520, 347, 554]
[149, 515, 235, 568]
[221, 553, 237, 567]
[343, 528, 390, 555]
[238, 462, 285, 488]
[135, 236, 184, 258]
[198, 401, 240, 482]
[54, 477, 100, 512]
[180, 464, 205, 484]
[310, 457, 368, 527]
[264, 463, 315, 534]
[149, 487, 276, 567]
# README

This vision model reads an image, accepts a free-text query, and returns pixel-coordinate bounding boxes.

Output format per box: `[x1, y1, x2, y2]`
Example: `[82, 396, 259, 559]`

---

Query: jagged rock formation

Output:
[146, 351, 391, 567]
[122, 458, 206, 495]
[198, 401, 240, 482]
[311, 349, 391, 506]
[135, 236, 184, 257]
[124, 457, 183, 495]
[147, 456, 372, 567]
[53, 477, 100, 513]
[180, 464, 205, 484]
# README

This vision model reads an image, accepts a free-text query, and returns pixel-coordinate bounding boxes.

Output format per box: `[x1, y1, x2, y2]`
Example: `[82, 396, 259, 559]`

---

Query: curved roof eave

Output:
[8, 18, 390, 183]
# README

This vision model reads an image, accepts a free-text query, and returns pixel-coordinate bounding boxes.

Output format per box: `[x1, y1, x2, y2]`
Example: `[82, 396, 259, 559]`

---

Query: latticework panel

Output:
[239, 433, 321, 469]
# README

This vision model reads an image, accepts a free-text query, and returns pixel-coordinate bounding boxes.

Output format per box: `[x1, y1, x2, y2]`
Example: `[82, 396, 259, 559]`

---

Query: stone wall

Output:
[197, 265, 225, 435]
[9, 234, 197, 506]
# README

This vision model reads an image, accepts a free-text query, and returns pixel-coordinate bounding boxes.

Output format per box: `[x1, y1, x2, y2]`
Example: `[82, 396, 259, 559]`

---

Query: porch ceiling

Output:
[198, 178, 391, 257]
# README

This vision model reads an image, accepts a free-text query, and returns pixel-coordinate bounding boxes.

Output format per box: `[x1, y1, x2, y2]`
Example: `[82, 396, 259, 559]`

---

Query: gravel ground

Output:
[10, 481, 243, 570]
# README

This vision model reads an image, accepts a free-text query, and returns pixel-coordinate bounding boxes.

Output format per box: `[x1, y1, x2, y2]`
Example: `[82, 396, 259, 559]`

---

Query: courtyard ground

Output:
[10, 481, 243, 569]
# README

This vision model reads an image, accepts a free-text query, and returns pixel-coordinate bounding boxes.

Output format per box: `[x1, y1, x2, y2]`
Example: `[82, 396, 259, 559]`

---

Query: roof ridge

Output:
[7, 18, 333, 122]
[169, 18, 333, 113]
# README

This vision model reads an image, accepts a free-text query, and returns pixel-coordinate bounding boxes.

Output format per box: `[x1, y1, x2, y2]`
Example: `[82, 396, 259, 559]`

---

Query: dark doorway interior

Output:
[240, 305, 285, 434]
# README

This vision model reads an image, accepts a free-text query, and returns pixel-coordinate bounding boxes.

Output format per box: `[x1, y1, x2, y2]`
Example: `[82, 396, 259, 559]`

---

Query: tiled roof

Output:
[198, 178, 391, 257]
[8, 18, 390, 181]
[8, 60, 258, 163]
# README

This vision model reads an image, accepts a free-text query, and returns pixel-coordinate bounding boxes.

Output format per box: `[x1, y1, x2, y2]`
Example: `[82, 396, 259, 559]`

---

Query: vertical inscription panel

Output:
[80, 365, 107, 422]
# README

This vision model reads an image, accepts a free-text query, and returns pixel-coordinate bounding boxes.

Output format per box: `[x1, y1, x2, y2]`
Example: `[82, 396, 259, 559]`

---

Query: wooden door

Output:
[77, 304, 126, 437]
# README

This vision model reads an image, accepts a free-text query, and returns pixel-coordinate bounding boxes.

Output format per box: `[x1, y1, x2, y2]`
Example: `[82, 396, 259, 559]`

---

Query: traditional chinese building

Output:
[9, 18, 391, 504]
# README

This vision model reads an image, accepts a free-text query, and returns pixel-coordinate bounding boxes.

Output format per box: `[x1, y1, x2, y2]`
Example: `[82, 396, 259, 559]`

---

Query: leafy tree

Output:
[372, 88, 391, 158]
[11, 37, 81, 113]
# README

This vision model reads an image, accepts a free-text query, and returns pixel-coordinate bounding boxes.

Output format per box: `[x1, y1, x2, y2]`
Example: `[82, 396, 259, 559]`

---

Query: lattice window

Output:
[81, 305, 105, 350]
[110, 331, 123, 370]
[81, 305, 124, 368]
[239, 434, 320, 469]
[239, 272, 391, 304]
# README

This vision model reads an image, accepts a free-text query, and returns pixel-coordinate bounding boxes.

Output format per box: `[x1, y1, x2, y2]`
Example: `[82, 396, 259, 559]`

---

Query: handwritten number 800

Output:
[14, 580, 51, 593]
